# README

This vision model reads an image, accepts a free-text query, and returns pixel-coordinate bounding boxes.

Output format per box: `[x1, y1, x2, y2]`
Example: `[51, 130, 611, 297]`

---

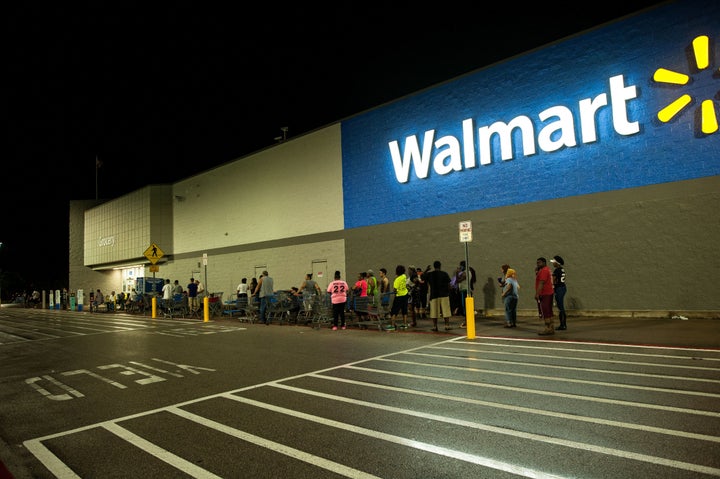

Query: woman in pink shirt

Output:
[327, 270, 349, 331]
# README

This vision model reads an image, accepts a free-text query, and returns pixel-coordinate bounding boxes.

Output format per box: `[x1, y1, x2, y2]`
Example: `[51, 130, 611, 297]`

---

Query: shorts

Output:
[537, 294, 554, 319]
[429, 297, 451, 319]
[390, 295, 408, 316]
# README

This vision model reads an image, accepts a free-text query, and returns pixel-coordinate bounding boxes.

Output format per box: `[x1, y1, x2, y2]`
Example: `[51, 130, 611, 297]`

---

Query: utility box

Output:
[136, 277, 164, 294]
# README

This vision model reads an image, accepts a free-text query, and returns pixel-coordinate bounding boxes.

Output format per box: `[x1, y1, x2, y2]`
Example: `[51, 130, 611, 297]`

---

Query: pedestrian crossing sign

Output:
[144, 243, 164, 264]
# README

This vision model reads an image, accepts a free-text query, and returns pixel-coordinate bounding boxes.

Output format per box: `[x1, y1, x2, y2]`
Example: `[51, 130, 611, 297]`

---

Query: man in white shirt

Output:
[161, 279, 173, 312]
[195, 279, 205, 298]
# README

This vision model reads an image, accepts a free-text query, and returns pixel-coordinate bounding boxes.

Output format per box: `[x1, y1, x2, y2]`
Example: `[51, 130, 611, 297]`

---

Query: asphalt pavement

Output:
[0, 305, 718, 478]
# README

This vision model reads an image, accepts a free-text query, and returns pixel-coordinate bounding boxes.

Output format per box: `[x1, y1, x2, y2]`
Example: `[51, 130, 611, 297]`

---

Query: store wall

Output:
[83, 186, 172, 266]
[171, 125, 344, 253]
[69, 0, 719, 316]
[344, 175, 720, 315]
[341, 0, 718, 230]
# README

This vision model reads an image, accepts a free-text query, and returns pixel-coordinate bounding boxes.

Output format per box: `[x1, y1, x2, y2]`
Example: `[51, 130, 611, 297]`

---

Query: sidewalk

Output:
[227, 310, 719, 349]
[422, 313, 720, 349]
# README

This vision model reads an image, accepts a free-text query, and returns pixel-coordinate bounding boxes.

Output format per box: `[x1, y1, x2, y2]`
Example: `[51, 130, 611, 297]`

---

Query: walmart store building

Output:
[69, 0, 719, 318]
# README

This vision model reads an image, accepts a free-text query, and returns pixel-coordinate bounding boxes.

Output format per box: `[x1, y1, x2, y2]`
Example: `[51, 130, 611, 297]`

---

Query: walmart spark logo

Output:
[653, 35, 719, 134]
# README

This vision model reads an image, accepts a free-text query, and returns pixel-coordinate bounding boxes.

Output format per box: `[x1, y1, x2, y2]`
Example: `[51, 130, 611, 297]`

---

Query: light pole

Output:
[0, 242, 3, 307]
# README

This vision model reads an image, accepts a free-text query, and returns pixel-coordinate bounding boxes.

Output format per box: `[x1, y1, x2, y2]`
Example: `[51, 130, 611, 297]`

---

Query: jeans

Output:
[554, 285, 567, 315]
[259, 296, 271, 323]
[459, 289, 468, 315]
[504, 295, 518, 325]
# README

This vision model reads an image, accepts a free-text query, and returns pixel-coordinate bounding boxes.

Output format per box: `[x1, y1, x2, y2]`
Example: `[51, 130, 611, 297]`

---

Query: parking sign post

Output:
[459, 221, 475, 339]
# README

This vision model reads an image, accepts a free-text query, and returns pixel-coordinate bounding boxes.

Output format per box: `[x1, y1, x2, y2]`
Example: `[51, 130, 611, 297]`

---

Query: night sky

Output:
[3, 1, 666, 294]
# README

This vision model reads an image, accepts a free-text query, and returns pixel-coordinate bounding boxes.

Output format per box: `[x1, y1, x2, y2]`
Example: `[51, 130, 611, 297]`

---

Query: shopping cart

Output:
[223, 295, 251, 320]
[356, 292, 393, 331]
[164, 294, 188, 319]
[266, 290, 295, 325]
[296, 293, 317, 325]
[351, 293, 372, 329]
[243, 296, 259, 323]
[310, 293, 334, 330]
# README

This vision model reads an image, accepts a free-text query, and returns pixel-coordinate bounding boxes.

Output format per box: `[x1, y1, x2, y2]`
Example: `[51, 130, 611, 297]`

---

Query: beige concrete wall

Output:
[172, 125, 343, 253]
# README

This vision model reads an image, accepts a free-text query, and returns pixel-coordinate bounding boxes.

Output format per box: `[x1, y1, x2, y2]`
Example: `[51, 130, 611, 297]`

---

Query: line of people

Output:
[225, 254, 568, 335]
[497, 255, 567, 335]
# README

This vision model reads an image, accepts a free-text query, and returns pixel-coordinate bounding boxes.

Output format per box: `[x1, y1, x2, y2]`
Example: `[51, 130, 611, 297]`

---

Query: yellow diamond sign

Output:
[144, 243, 164, 264]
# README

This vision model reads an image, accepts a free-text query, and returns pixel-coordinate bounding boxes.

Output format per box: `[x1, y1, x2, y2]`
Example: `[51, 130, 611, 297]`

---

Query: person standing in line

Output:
[107, 291, 117, 311]
[195, 279, 205, 298]
[253, 270, 274, 325]
[353, 272, 368, 296]
[327, 270, 349, 330]
[297, 273, 321, 312]
[457, 261, 477, 328]
[379, 268, 390, 294]
[161, 279, 173, 313]
[236, 278, 249, 299]
[450, 265, 462, 318]
[502, 267, 520, 328]
[352, 272, 369, 320]
[366, 269, 379, 306]
[117, 291, 126, 311]
[92, 289, 104, 313]
[456, 260, 476, 314]
[388, 265, 409, 331]
[498, 264, 510, 288]
[187, 278, 199, 313]
[378, 268, 391, 307]
[406, 265, 419, 327]
[415, 266, 429, 320]
[172, 280, 183, 296]
[551, 255, 568, 330]
[249, 277, 259, 303]
[423, 260, 452, 332]
[535, 257, 555, 335]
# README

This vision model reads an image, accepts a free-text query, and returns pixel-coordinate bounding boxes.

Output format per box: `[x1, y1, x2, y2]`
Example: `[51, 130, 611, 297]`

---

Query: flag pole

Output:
[95, 156, 100, 200]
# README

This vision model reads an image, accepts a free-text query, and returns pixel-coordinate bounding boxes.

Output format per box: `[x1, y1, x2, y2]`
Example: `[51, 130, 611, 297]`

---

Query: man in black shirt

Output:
[423, 261, 453, 331]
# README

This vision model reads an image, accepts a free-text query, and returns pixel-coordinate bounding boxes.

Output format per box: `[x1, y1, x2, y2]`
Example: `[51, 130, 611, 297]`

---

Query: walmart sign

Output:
[341, 0, 719, 229]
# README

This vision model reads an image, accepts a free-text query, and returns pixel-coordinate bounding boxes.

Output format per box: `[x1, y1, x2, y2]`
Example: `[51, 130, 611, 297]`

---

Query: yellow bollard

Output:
[203, 296, 209, 322]
[152, 296, 157, 319]
[465, 296, 475, 339]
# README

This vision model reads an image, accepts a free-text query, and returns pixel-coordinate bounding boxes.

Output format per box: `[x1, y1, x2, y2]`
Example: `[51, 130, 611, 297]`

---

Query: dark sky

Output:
[4, 1, 665, 293]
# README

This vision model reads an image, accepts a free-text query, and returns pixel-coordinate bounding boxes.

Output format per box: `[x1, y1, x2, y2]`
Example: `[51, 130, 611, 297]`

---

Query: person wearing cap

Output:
[535, 257, 555, 335]
[550, 255, 568, 330]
